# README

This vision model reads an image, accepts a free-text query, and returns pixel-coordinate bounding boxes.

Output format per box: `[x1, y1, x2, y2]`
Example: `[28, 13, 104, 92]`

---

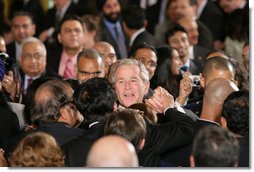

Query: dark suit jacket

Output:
[199, 0, 225, 41]
[62, 120, 106, 167]
[0, 106, 21, 149]
[189, 59, 202, 75]
[6, 42, 17, 65]
[238, 136, 249, 167]
[197, 20, 214, 49]
[46, 45, 63, 74]
[138, 108, 194, 167]
[161, 119, 219, 167]
[99, 19, 128, 59]
[193, 45, 211, 64]
[130, 30, 157, 55]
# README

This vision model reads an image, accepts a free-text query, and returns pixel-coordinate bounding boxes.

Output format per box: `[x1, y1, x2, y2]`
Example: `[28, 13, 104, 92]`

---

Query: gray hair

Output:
[108, 58, 149, 84]
[20, 37, 47, 57]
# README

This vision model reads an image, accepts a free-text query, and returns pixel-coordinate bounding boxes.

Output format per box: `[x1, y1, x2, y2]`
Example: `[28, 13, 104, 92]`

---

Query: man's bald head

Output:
[201, 78, 239, 123]
[86, 135, 139, 167]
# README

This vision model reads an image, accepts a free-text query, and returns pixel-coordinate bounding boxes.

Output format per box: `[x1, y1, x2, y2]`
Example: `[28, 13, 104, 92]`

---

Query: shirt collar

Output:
[129, 28, 145, 47]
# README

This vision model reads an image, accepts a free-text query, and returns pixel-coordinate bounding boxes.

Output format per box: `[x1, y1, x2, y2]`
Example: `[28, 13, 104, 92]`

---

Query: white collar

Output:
[129, 28, 145, 47]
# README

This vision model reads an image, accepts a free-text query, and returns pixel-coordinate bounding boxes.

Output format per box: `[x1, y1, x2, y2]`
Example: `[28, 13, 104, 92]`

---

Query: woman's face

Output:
[171, 49, 182, 75]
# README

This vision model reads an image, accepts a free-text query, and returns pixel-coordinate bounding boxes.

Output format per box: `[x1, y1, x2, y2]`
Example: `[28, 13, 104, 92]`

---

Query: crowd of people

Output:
[0, 0, 249, 167]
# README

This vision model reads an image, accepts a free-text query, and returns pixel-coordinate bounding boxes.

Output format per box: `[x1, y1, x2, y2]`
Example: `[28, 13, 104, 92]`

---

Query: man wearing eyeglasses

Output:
[76, 48, 105, 83]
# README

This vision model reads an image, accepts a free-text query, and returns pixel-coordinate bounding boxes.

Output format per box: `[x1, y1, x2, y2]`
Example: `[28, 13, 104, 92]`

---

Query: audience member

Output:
[221, 91, 249, 167]
[219, 0, 248, 14]
[177, 16, 211, 62]
[131, 42, 157, 80]
[8, 0, 44, 36]
[98, 0, 128, 59]
[93, 41, 117, 77]
[86, 135, 139, 167]
[46, 15, 84, 79]
[62, 77, 117, 167]
[82, 14, 101, 49]
[121, 4, 157, 55]
[6, 11, 36, 65]
[150, 45, 183, 99]
[9, 132, 65, 167]
[165, 24, 202, 75]
[76, 48, 105, 83]
[190, 125, 239, 167]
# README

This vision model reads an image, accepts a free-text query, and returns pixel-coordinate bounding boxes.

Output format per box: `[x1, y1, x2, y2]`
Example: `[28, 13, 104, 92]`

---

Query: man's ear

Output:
[139, 138, 145, 150]
[189, 155, 196, 167]
[57, 33, 62, 43]
[220, 116, 228, 129]
[145, 81, 150, 95]
[59, 107, 67, 121]
[200, 73, 205, 88]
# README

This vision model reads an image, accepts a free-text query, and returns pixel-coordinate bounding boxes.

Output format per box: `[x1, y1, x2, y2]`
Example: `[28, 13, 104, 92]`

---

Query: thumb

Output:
[8, 71, 13, 78]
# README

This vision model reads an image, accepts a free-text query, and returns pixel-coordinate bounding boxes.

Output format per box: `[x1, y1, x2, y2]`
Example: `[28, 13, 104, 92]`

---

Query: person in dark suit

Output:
[121, 4, 157, 56]
[62, 77, 117, 167]
[98, 0, 128, 59]
[4, 79, 86, 164]
[6, 11, 36, 65]
[8, 0, 45, 36]
[162, 78, 239, 167]
[196, 0, 225, 49]
[46, 15, 84, 79]
[165, 24, 202, 75]
[221, 90, 249, 167]
[39, 0, 81, 45]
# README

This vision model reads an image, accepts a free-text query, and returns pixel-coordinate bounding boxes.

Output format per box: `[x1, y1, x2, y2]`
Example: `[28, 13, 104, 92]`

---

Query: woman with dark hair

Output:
[150, 45, 183, 99]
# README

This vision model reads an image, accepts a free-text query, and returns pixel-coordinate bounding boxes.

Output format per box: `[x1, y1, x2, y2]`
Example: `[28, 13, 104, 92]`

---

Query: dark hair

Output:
[121, 5, 146, 30]
[201, 57, 235, 79]
[73, 77, 116, 123]
[77, 48, 103, 65]
[131, 42, 157, 58]
[58, 15, 83, 33]
[165, 24, 188, 44]
[104, 109, 146, 152]
[222, 91, 249, 136]
[11, 11, 34, 23]
[192, 125, 239, 167]
[129, 103, 157, 124]
[150, 45, 181, 98]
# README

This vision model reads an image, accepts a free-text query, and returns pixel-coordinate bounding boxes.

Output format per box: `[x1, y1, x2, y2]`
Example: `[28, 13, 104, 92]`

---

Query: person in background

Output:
[76, 48, 105, 83]
[190, 125, 239, 167]
[86, 135, 139, 167]
[8, 132, 65, 167]
[93, 41, 117, 77]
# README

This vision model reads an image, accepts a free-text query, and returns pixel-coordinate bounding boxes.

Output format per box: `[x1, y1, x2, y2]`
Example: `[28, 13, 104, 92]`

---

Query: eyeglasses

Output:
[22, 53, 45, 60]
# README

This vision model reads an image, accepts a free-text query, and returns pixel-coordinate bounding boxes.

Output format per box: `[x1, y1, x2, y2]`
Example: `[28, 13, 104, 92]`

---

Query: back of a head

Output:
[73, 77, 116, 122]
[222, 91, 249, 136]
[121, 5, 146, 30]
[9, 132, 64, 167]
[86, 135, 139, 167]
[201, 78, 239, 122]
[31, 79, 73, 125]
[104, 108, 146, 152]
[191, 125, 239, 167]
[202, 57, 235, 79]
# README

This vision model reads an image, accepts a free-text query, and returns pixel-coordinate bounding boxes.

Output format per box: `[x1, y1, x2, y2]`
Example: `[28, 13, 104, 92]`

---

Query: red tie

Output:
[63, 59, 73, 79]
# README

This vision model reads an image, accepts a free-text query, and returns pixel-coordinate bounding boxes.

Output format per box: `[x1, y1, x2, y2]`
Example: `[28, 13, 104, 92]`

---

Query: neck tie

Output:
[180, 65, 189, 75]
[114, 25, 128, 58]
[63, 59, 73, 79]
[26, 77, 33, 93]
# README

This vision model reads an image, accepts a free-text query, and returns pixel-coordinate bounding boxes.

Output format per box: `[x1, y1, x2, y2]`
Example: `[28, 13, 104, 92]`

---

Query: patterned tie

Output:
[63, 59, 74, 79]
[180, 65, 189, 75]
[114, 25, 128, 58]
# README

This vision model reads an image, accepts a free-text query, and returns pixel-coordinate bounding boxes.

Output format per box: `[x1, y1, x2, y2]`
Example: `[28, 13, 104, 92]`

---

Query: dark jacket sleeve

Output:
[147, 108, 195, 154]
